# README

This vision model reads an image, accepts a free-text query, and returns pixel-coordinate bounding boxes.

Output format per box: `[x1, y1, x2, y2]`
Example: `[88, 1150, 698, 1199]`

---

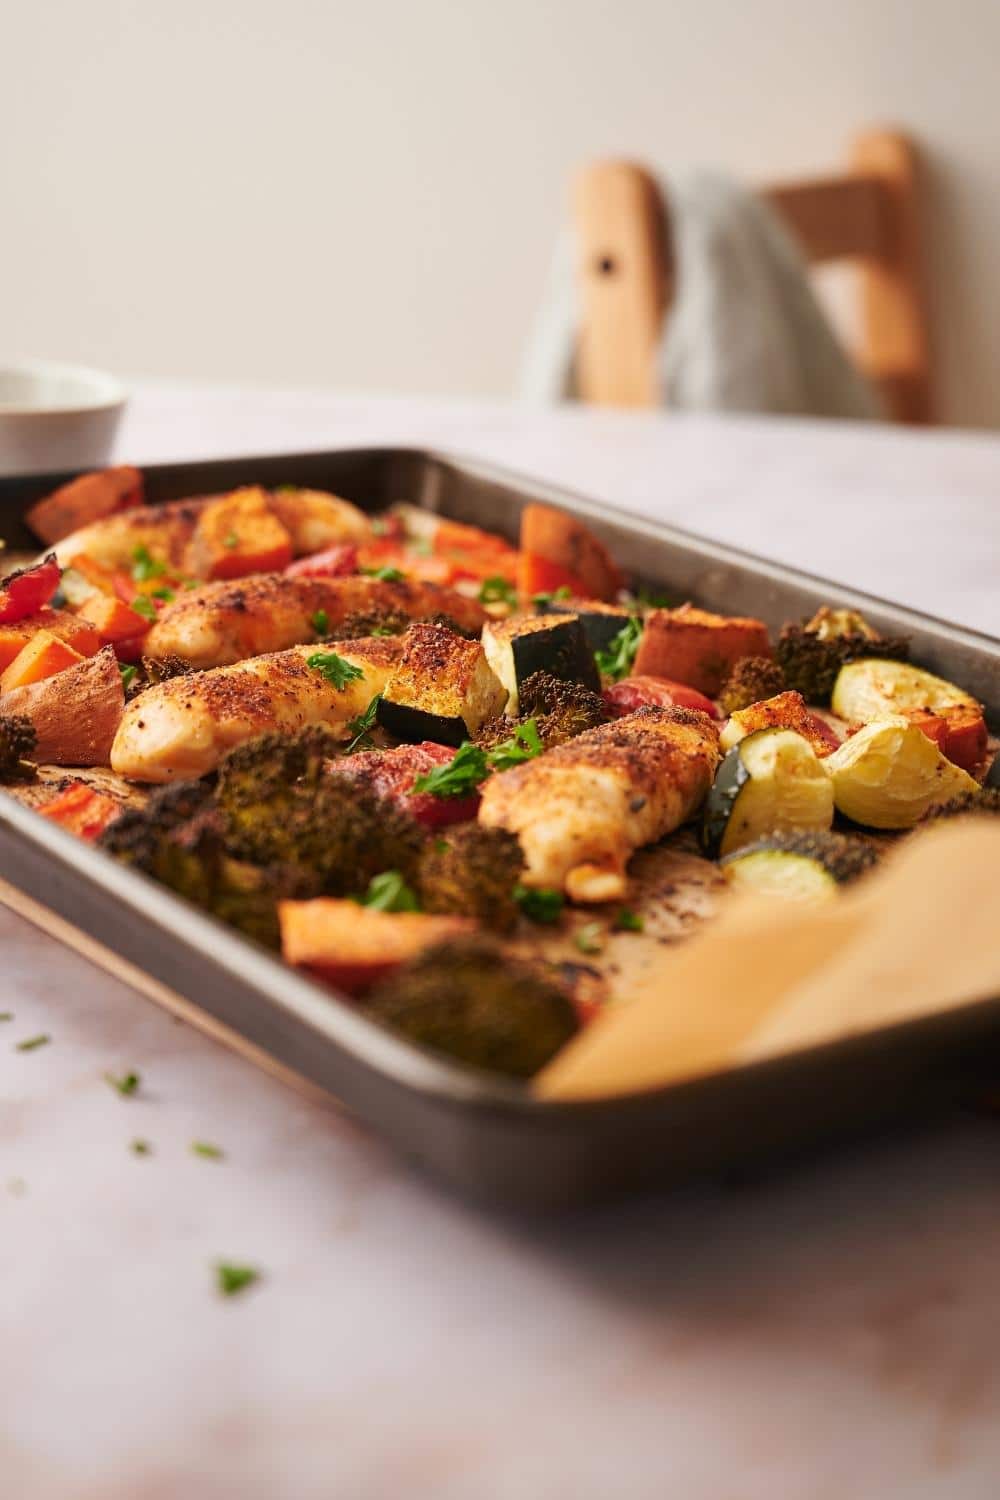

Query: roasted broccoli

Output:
[0, 712, 37, 783]
[215, 726, 423, 892]
[920, 787, 1000, 823]
[477, 670, 606, 755]
[717, 656, 787, 716]
[776, 623, 910, 704]
[99, 782, 314, 948]
[417, 824, 525, 932]
[363, 936, 579, 1078]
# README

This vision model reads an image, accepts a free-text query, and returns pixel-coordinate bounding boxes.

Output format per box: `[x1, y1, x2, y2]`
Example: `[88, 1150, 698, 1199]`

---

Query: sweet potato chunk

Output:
[185, 487, 294, 580]
[39, 781, 123, 839]
[519, 504, 623, 601]
[0, 646, 124, 765]
[633, 604, 772, 696]
[902, 704, 988, 773]
[279, 899, 472, 995]
[77, 594, 153, 644]
[0, 631, 86, 691]
[26, 466, 143, 545]
[0, 609, 101, 672]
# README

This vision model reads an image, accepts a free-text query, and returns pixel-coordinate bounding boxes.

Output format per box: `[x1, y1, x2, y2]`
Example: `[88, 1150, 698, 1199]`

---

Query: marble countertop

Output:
[4, 388, 1000, 1499]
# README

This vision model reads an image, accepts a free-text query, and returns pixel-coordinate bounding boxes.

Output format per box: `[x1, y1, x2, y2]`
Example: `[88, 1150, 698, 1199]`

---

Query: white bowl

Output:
[0, 360, 127, 476]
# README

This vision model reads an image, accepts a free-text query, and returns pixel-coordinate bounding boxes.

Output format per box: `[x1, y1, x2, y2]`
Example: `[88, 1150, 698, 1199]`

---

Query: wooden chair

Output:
[572, 129, 932, 423]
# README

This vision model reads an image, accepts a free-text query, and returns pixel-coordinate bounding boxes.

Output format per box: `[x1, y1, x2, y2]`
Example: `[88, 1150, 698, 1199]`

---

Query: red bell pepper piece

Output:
[329, 742, 480, 829]
[603, 674, 720, 720]
[39, 782, 122, 840]
[0, 554, 61, 624]
[285, 544, 359, 579]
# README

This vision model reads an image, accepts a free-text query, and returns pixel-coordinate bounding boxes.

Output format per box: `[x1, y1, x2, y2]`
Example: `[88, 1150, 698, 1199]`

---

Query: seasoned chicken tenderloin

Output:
[110, 637, 399, 782]
[142, 573, 487, 668]
[478, 706, 720, 902]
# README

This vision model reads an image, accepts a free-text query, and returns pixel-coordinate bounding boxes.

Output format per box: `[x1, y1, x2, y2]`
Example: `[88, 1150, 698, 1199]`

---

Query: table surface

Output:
[4, 386, 1000, 1500]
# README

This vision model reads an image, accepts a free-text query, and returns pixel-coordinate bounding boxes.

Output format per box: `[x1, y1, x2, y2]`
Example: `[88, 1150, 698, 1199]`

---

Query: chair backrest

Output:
[572, 129, 931, 423]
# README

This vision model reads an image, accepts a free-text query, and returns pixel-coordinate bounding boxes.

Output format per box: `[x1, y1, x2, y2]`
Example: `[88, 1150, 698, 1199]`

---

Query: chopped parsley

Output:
[595, 616, 642, 680]
[223, 532, 239, 549]
[131, 544, 166, 582]
[363, 565, 405, 582]
[150, 586, 175, 602]
[215, 1262, 260, 1297]
[478, 576, 517, 606]
[513, 885, 564, 925]
[306, 650, 364, 690]
[574, 922, 604, 955]
[370, 517, 389, 537]
[310, 608, 329, 636]
[411, 742, 488, 799]
[636, 585, 676, 610]
[343, 694, 381, 754]
[182, 578, 200, 590]
[118, 663, 139, 691]
[0, 1011, 12, 1022]
[531, 585, 573, 609]
[485, 718, 543, 772]
[16, 1034, 51, 1052]
[409, 536, 433, 557]
[131, 595, 158, 622]
[614, 908, 644, 932]
[131, 1139, 152, 1156]
[105, 1070, 140, 1096]
[361, 870, 420, 913]
[191, 1140, 224, 1160]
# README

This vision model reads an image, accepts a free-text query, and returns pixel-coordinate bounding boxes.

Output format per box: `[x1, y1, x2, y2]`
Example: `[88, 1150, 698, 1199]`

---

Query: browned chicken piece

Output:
[478, 706, 721, 902]
[143, 574, 488, 668]
[50, 486, 371, 574]
[110, 637, 400, 782]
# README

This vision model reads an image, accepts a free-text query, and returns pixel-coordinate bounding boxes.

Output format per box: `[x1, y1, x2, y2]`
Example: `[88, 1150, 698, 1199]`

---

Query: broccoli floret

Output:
[921, 787, 1000, 823]
[776, 623, 910, 704]
[215, 727, 423, 893]
[717, 656, 787, 715]
[477, 670, 606, 754]
[99, 780, 216, 869]
[417, 825, 524, 932]
[363, 936, 579, 1078]
[0, 712, 37, 783]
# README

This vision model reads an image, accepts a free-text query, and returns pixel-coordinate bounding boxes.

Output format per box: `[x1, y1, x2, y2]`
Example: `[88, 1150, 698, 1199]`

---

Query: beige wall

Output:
[3, 0, 999, 427]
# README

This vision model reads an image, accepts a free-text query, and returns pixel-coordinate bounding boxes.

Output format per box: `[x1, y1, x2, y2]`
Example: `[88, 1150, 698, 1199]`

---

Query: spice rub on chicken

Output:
[478, 705, 721, 902]
[143, 573, 489, 669]
[110, 637, 400, 782]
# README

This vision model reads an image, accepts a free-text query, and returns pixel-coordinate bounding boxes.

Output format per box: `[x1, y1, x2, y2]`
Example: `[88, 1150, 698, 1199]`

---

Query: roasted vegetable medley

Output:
[1, 467, 995, 1078]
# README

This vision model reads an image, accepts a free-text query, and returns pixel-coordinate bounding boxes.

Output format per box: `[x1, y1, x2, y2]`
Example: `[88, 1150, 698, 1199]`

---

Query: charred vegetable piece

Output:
[0, 712, 37, 783]
[702, 728, 834, 859]
[0, 555, 61, 624]
[831, 659, 987, 772]
[215, 726, 423, 891]
[377, 623, 506, 746]
[417, 824, 525, 932]
[634, 605, 772, 698]
[482, 614, 600, 715]
[721, 830, 878, 900]
[717, 656, 786, 716]
[824, 716, 979, 830]
[776, 622, 909, 704]
[363, 936, 579, 1078]
[720, 691, 841, 758]
[476, 671, 607, 755]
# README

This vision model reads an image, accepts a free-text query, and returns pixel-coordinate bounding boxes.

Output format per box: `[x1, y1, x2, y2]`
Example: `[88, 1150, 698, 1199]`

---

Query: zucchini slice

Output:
[702, 728, 834, 858]
[831, 658, 979, 722]
[721, 829, 877, 901]
[376, 622, 506, 746]
[824, 715, 980, 829]
[482, 613, 600, 715]
[547, 599, 633, 654]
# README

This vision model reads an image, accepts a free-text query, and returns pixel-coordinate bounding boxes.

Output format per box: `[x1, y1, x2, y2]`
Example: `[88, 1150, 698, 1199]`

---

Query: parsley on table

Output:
[131, 595, 158, 622]
[306, 651, 364, 690]
[614, 908, 644, 932]
[362, 565, 405, 582]
[131, 1139, 152, 1156]
[343, 694, 381, 754]
[131, 544, 166, 582]
[16, 1034, 51, 1052]
[485, 718, 543, 772]
[0, 1012, 12, 1022]
[478, 576, 517, 607]
[215, 1262, 260, 1297]
[595, 616, 642, 680]
[310, 608, 329, 636]
[191, 1141, 224, 1160]
[361, 870, 420, 913]
[514, 885, 564, 925]
[105, 1070, 140, 1096]
[118, 664, 139, 691]
[574, 922, 604, 955]
[411, 742, 489, 799]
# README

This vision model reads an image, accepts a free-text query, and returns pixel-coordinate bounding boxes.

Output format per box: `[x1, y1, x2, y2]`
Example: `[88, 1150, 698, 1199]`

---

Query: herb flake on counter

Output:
[131, 1139, 152, 1156]
[411, 742, 488, 799]
[105, 1069, 140, 1096]
[215, 1262, 260, 1298]
[192, 1140, 224, 1160]
[306, 650, 364, 691]
[595, 616, 642, 681]
[310, 608, 329, 636]
[361, 870, 420, 913]
[16, 1034, 51, 1052]
[0, 1011, 12, 1022]
[514, 885, 564, 925]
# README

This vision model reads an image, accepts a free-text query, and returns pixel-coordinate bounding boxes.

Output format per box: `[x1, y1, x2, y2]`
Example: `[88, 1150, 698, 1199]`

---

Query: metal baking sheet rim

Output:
[1, 445, 999, 1209]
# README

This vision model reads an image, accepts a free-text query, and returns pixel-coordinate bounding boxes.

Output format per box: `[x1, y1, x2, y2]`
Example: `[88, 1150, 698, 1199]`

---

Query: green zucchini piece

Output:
[547, 599, 633, 654]
[701, 728, 834, 858]
[721, 829, 878, 900]
[483, 614, 600, 715]
[377, 622, 507, 745]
